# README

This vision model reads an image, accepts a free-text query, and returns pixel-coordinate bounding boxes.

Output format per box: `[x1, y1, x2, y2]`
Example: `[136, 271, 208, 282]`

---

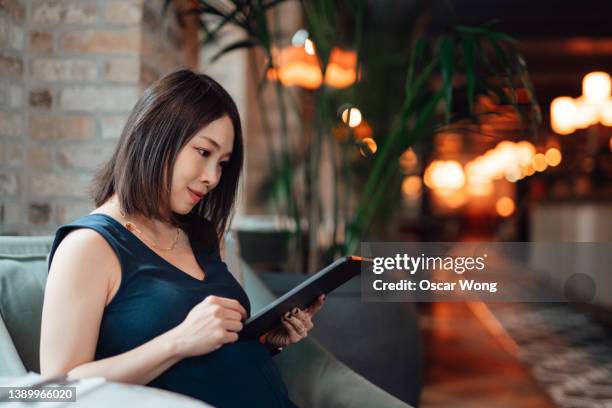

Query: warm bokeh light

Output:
[342, 107, 362, 128]
[464, 140, 538, 186]
[574, 97, 599, 129]
[466, 179, 493, 197]
[267, 45, 358, 90]
[583, 71, 611, 104]
[359, 137, 377, 156]
[521, 164, 535, 177]
[267, 46, 322, 89]
[550, 72, 612, 134]
[353, 120, 372, 140]
[601, 101, 612, 126]
[544, 148, 562, 167]
[440, 189, 467, 208]
[401, 176, 422, 199]
[304, 38, 315, 55]
[399, 148, 419, 174]
[516, 141, 536, 165]
[532, 153, 548, 172]
[424, 160, 466, 192]
[496, 197, 515, 217]
[504, 165, 522, 183]
[610, 136, 612, 152]
[325, 48, 359, 88]
[551, 96, 578, 135]
[426, 138, 555, 212]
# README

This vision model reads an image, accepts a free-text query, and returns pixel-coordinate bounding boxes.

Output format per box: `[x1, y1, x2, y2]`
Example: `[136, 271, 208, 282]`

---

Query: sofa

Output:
[0, 234, 411, 408]
[259, 272, 424, 407]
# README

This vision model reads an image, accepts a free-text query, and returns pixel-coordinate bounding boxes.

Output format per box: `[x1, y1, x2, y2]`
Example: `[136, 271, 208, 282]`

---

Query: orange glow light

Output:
[359, 137, 377, 156]
[401, 176, 422, 199]
[496, 197, 515, 217]
[424, 160, 466, 192]
[267, 45, 358, 90]
[399, 148, 419, 174]
[325, 48, 359, 89]
[583, 72, 611, 104]
[550, 72, 612, 134]
[550, 96, 577, 135]
[353, 120, 373, 140]
[532, 153, 548, 172]
[267, 46, 322, 90]
[544, 148, 562, 167]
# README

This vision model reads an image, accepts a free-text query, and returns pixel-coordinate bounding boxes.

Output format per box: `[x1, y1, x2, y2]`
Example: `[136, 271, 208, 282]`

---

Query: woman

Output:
[40, 69, 324, 407]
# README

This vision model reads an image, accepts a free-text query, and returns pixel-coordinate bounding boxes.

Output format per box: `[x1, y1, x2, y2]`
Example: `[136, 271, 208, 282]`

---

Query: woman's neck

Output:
[108, 195, 183, 243]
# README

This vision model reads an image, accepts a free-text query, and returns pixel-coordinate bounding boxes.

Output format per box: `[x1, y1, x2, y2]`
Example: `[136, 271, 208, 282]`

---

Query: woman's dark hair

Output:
[92, 69, 243, 251]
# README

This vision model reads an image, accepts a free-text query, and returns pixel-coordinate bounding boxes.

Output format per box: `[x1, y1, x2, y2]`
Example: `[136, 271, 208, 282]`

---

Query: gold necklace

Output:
[119, 209, 180, 251]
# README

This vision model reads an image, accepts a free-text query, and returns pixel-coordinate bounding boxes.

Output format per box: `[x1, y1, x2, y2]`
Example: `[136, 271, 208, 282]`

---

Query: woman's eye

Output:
[219, 161, 228, 168]
[196, 148, 210, 157]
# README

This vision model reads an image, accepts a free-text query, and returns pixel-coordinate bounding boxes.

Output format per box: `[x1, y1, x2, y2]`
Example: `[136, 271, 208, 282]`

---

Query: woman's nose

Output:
[200, 165, 220, 187]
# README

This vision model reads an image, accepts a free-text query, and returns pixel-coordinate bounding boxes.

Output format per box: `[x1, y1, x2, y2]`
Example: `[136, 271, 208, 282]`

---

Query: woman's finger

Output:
[281, 317, 302, 342]
[284, 312, 307, 336]
[222, 318, 244, 332]
[294, 309, 313, 331]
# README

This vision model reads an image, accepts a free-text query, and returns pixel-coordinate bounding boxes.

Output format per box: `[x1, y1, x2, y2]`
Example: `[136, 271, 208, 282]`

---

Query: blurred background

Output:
[1, 0, 611, 406]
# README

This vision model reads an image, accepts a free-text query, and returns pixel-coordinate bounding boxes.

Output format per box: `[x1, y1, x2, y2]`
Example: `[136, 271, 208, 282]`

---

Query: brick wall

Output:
[0, 0, 199, 235]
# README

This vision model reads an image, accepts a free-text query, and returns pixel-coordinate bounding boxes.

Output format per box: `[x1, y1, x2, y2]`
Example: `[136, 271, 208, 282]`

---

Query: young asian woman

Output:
[39, 69, 325, 408]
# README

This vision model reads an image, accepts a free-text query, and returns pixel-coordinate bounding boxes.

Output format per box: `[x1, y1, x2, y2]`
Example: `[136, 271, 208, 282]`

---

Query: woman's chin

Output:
[171, 204, 194, 215]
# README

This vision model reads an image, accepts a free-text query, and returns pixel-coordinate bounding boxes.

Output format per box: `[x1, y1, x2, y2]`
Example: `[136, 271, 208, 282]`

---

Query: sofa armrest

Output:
[274, 336, 411, 408]
[241, 262, 411, 408]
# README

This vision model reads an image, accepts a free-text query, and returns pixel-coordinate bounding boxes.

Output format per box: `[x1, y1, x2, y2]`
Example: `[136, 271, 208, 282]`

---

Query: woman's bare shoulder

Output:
[57, 204, 120, 258]
[51, 222, 122, 305]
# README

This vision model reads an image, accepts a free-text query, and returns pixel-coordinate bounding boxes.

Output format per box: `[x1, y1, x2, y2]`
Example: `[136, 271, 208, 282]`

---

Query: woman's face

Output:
[169, 115, 234, 215]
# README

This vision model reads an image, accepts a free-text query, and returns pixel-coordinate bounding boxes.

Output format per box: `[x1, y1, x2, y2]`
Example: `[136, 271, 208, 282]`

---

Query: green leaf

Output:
[406, 38, 427, 87]
[462, 35, 476, 113]
[208, 6, 246, 35]
[440, 36, 454, 123]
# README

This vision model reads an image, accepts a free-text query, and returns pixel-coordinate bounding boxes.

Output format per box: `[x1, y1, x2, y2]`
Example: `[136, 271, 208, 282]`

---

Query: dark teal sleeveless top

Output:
[48, 213, 297, 408]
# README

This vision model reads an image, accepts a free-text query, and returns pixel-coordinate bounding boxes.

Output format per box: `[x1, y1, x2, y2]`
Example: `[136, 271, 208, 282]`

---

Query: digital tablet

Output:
[239, 255, 371, 340]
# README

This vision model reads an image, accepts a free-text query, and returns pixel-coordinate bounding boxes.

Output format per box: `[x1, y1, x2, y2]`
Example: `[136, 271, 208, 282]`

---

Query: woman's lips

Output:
[187, 188, 204, 203]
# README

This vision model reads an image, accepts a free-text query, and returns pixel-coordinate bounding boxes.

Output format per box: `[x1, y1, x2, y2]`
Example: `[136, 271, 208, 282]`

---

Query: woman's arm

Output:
[40, 229, 182, 385]
[65, 329, 182, 385]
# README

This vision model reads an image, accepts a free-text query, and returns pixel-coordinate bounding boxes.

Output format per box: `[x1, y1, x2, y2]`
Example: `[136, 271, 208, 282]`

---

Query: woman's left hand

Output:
[262, 294, 326, 349]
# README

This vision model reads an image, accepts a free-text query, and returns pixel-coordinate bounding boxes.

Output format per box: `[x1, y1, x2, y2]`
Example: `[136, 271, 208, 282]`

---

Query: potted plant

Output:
[168, 0, 541, 273]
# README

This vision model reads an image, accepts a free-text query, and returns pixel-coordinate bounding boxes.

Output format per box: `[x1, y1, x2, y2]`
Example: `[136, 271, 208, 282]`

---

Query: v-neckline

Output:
[90, 213, 207, 283]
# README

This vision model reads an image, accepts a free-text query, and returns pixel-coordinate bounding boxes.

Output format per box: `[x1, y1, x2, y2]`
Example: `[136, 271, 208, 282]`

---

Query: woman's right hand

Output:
[170, 295, 247, 358]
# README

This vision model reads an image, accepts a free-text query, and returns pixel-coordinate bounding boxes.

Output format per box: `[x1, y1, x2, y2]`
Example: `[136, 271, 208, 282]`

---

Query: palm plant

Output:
[167, 0, 541, 272]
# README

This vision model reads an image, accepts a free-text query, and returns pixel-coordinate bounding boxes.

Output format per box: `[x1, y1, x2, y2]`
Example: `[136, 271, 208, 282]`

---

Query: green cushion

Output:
[0, 236, 53, 374]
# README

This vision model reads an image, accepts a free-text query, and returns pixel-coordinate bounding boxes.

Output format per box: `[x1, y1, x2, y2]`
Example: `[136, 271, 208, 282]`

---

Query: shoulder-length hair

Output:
[92, 69, 243, 251]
